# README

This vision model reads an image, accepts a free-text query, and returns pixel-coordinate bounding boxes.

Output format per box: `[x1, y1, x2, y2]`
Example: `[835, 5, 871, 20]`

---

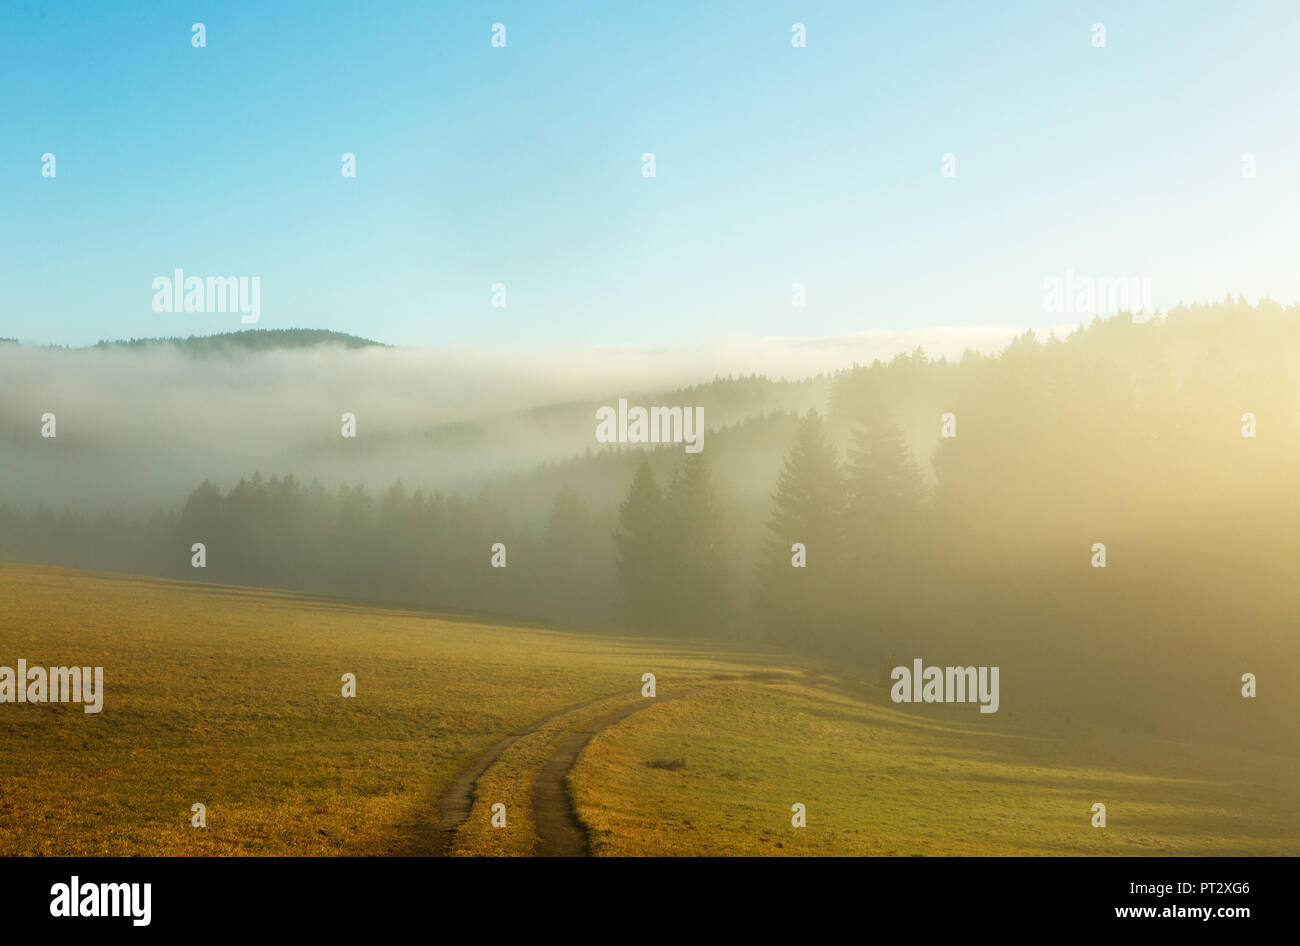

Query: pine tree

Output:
[843, 412, 927, 660]
[756, 410, 847, 648]
[614, 462, 667, 629]
[666, 452, 732, 635]
[844, 415, 926, 541]
[543, 486, 596, 615]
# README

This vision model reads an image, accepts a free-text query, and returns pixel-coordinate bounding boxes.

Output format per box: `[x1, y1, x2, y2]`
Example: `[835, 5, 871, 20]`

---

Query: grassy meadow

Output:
[573, 683, 1300, 856]
[0, 564, 750, 855]
[0, 564, 1295, 856]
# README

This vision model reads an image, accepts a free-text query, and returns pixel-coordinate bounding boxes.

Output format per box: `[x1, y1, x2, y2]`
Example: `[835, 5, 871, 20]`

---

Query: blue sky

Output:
[3, 0, 1299, 347]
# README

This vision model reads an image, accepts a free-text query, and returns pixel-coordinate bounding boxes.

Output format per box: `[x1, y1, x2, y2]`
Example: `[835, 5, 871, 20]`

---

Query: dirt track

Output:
[429, 696, 616, 855]
[530, 699, 663, 856]
[434, 688, 698, 856]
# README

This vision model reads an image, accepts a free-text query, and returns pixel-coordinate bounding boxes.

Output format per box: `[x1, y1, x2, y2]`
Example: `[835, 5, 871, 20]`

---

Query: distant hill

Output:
[86, 329, 385, 354]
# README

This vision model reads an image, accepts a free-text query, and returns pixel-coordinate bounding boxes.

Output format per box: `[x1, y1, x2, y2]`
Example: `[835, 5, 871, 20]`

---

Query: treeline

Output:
[3, 300, 1300, 753]
[89, 328, 384, 354]
[2, 328, 383, 354]
[610, 300, 1300, 753]
[0, 476, 615, 626]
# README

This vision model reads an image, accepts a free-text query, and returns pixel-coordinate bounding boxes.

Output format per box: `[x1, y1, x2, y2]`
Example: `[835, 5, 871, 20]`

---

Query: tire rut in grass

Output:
[532, 689, 705, 857]
[431, 695, 620, 855]
[441, 681, 733, 856]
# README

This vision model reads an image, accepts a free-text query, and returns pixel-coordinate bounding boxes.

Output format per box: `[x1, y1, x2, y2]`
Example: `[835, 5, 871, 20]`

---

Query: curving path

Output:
[437, 679, 755, 856]
[429, 695, 621, 855]
[530, 698, 664, 857]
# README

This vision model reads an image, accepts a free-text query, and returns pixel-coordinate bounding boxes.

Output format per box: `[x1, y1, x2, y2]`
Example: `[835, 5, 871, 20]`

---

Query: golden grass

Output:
[0, 565, 755, 855]
[572, 682, 1300, 855]
[4, 564, 1294, 857]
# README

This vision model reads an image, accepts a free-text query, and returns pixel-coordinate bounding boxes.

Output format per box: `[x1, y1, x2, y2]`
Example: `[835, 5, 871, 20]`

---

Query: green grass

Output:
[572, 682, 1300, 855]
[3, 564, 1295, 856]
[0, 565, 757, 855]
[449, 694, 630, 856]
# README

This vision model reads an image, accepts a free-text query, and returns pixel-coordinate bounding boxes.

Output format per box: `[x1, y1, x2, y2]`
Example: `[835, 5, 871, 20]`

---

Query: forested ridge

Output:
[4, 298, 1298, 753]
[5, 327, 383, 353]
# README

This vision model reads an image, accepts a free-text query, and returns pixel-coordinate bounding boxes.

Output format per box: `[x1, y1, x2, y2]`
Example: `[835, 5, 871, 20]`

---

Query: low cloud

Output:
[0, 324, 1063, 514]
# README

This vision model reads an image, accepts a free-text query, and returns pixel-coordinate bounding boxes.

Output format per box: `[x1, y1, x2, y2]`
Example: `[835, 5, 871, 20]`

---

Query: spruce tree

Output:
[614, 461, 667, 629]
[845, 415, 926, 540]
[666, 451, 731, 635]
[844, 412, 927, 659]
[756, 410, 847, 648]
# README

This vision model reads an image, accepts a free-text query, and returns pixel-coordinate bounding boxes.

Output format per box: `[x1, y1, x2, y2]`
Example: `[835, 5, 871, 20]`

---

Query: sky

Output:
[3, 0, 1300, 348]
